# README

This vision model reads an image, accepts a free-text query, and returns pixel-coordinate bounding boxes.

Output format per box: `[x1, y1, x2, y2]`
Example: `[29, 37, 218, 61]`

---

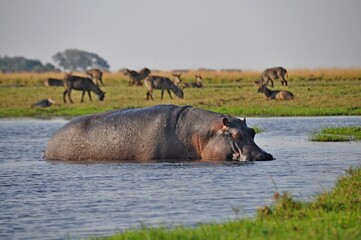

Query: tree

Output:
[0, 56, 57, 72]
[52, 49, 110, 71]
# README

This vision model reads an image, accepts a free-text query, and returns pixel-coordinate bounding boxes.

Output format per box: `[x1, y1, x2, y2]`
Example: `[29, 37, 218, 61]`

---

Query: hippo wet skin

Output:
[44, 105, 273, 162]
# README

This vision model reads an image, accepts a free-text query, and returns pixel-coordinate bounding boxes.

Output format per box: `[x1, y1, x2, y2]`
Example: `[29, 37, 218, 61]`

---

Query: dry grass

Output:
[1, 68, 360, 86]
[0, 68, 360, 117]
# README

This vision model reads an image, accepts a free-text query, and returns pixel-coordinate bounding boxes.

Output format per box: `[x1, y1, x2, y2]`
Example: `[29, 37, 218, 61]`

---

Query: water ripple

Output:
[0, 117, 360, 239]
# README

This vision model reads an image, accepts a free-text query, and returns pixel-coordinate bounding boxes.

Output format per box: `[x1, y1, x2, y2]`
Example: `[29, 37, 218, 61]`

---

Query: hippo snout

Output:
[233, 151, 274, 162]
[253, 152, 274, 161]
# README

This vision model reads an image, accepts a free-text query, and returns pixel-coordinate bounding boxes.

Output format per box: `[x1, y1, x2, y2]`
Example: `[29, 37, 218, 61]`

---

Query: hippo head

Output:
[201, 117, 274, 162]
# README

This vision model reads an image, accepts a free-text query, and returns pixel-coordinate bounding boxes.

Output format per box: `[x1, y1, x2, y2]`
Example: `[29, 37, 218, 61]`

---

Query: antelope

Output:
[63, 74, 105, 103]
[144, 75, 184, 100]
[44, 78, 64, 87]
[172, 73, 182, 87]
[123, 67, 151, 86]
[31, 98, 55, 108]
[86, 68, 104, 86]
[173, 74, 203, 89]
[183, 74, 203, 88]
[255, 67, 288, 87]
[257, 84, 294, 100]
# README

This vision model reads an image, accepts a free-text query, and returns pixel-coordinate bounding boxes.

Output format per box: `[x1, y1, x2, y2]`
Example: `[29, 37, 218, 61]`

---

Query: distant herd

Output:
[255, 67, 294, 100]
[36, 66, 294, 107]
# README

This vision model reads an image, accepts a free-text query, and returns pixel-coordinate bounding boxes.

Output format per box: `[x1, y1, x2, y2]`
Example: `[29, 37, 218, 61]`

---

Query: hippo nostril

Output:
[254, 152, 274, 161]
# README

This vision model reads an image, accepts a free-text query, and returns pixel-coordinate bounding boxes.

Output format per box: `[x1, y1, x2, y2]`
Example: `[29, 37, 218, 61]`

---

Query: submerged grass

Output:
[309, 126, 361, 141]
[1, 68, 361, 118]
[92, 167, 361, 240]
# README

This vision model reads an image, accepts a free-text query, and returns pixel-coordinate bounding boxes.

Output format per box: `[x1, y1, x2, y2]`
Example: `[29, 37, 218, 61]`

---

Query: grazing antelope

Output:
[257, 84, 294, 100]
[86, 68, 104, 86]
[63, 74, 105, 103]
[123, 67, 151, 86]
[255, 67, 288, 87]
[144, 75, 184, 100]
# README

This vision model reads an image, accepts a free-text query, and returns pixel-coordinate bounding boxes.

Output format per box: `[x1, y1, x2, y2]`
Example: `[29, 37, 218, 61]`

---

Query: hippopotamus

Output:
[44, 105, 274, 162]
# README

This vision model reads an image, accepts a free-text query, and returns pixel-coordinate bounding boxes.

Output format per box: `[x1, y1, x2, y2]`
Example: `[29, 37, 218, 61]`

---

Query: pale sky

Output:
[1, 0, 361, 71]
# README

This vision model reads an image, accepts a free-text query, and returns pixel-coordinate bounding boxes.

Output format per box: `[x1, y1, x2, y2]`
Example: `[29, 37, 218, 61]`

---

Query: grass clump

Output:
[92, 167, 361, 240]
[310, 126, 361, 142]
[252, 126, 264, 134]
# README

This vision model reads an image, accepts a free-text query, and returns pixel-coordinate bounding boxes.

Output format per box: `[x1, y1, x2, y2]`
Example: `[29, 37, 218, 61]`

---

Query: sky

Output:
[1, 0, 361, 71]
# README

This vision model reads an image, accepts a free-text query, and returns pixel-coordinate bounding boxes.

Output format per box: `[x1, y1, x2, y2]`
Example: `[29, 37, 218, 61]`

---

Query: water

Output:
[0, 116, 360, 239]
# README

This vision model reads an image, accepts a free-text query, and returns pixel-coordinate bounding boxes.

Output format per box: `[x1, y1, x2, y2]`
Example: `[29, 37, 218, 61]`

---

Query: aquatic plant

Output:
[309, 126, 361, 142]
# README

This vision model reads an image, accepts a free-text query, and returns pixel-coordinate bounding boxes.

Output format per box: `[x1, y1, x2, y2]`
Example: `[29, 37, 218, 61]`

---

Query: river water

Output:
[0, 116, 360, 239]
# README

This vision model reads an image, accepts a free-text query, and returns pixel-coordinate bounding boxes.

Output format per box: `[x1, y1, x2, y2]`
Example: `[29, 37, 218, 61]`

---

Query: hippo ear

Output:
[222, 118, 230, 127]
[243, 117, 246, 124]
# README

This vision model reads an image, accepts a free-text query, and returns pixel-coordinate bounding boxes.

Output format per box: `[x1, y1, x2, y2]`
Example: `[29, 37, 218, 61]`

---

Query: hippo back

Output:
[45, 105, 203, 161]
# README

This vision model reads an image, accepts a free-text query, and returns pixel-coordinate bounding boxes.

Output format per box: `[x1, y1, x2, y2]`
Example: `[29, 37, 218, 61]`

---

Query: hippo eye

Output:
[223, 131, 231, 137]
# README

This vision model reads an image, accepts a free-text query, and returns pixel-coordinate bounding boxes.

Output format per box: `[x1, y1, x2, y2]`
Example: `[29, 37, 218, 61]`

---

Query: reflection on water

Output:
[0, 116, 360, 239]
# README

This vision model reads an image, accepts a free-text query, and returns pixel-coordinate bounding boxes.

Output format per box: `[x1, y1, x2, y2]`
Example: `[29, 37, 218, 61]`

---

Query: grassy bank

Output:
[92, 167, 361, 240]
[0, 68, 361, 118]
[310, 126, 361, 141]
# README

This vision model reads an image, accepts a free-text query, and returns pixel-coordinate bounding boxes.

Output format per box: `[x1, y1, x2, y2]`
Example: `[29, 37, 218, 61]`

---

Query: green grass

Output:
[252, 126, 263, 134]
[1, 69, 361, 118]
[309, 126, 361, 141]
[91, 167, 361, 240]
